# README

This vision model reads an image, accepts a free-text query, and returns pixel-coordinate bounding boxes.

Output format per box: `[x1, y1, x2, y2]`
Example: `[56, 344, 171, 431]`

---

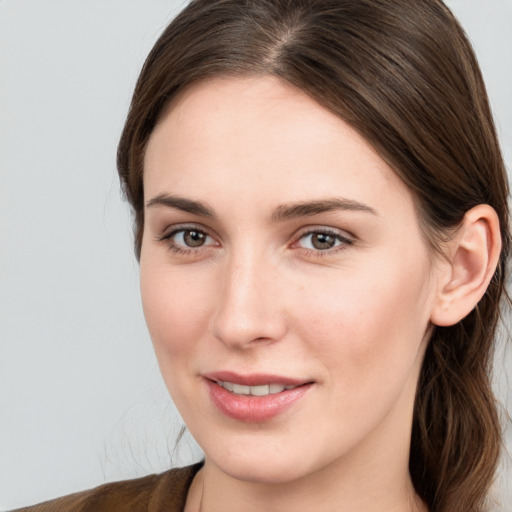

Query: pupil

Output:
[312, 233, 335, 250]
[184, 230, 205, 247]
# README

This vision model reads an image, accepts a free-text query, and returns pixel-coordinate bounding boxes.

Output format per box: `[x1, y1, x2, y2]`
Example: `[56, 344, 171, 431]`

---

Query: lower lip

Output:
[205, 380, 313, 423]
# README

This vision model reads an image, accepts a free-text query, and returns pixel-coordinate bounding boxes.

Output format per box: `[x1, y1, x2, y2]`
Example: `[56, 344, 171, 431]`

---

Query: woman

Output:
[12, 0, 509, 511]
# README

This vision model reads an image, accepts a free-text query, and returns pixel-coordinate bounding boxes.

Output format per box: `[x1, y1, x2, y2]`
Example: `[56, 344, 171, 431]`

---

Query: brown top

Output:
[10, 462, 203, 512]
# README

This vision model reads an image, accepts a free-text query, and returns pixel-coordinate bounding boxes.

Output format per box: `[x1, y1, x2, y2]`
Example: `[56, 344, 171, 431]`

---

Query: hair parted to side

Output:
[117, 1, 510, 511]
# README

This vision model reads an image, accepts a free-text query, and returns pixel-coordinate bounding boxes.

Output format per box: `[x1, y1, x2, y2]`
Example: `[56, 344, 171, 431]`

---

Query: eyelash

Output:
[157, 225, 354, 258]
[157, 225, 217, 257]
[294, 228, 353, 258]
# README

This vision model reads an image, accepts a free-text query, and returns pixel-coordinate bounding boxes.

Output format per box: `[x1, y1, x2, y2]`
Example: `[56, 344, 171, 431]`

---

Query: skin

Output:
[140, 76, 448, 512]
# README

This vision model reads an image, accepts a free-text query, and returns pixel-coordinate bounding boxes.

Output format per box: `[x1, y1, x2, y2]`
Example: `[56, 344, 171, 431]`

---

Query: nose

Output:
[211, 251, 287, 349]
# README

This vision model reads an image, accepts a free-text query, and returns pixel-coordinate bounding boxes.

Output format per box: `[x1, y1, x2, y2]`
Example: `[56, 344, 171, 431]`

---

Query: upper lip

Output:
[202, 371, 312, 387]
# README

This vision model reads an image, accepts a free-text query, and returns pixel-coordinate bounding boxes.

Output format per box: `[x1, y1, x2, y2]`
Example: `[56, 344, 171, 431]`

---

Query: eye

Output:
[158, 226, 218, 254]
[295, 229, 352, 252]
[173, 229, 213, 248]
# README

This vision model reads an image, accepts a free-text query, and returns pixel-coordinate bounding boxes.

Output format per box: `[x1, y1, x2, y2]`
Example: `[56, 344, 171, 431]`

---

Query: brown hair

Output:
[117, 1, 510, 510]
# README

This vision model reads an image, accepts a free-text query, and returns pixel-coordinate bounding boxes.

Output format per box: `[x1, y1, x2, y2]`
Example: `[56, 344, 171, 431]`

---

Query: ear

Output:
[430, 204, 502, 327]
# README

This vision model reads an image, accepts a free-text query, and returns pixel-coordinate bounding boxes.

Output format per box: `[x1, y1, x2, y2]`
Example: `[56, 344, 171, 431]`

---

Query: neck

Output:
[195, 464, 426, 512]
[186, 429, 428, 512]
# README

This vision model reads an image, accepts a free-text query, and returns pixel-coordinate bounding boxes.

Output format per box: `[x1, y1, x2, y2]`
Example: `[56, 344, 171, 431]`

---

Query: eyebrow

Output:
[146, 194, 377, 220]
[146, 194, 215, 217]
[271, 198, 378, 222]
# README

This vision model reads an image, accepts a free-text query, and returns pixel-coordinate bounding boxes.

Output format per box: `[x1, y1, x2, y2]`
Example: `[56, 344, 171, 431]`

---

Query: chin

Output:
[215, 456, 310, 485]
[202, 436, 333, 486]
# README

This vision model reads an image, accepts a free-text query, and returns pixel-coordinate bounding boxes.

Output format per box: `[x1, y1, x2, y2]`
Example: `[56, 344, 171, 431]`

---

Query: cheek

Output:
[139, 261, 219, 420]
[294, 254, 433, 394]
[139, 261, 215, 366]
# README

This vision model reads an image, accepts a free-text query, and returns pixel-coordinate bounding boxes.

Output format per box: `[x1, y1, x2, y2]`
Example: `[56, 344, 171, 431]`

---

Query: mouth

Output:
[202, 372, 314, 422]
[216, 381, 301, 396]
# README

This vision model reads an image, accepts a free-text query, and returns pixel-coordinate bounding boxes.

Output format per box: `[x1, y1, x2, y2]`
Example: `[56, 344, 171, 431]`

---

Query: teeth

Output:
[251, 385, 270, 396]
[223, 381, 234, 392]
[218, 381, 296, 396]
[232, 384, 250, 395]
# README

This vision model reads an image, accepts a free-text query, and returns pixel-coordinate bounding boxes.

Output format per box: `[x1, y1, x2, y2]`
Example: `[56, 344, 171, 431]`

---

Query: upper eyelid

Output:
[159, 223, 215, 239]
[292, 225, 355, 242]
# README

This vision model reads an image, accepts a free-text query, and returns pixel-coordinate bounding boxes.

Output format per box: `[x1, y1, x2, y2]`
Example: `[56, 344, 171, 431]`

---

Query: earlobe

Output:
[430, 204, 501, 327]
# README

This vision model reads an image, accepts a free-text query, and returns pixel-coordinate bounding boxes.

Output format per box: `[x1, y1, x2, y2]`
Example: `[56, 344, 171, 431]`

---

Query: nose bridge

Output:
[212, 246, 284, 347]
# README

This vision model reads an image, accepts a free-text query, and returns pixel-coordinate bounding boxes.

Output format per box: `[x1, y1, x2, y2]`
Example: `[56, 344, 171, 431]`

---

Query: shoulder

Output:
[10, 462, 203, 512]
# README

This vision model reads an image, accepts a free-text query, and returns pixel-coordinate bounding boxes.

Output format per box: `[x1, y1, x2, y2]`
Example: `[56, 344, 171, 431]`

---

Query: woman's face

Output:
[140, 76, 442, 485]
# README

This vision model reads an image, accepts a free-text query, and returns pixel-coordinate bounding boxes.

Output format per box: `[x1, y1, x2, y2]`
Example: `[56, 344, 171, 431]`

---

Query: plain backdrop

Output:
[1, 0, 511, 510]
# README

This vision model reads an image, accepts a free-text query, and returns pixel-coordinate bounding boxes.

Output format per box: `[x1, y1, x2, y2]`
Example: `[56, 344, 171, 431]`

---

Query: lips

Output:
[203, 371, 313, 422]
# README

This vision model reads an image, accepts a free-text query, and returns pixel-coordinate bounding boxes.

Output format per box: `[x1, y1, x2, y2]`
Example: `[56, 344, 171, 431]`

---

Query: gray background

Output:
[1, 0, 511, 509]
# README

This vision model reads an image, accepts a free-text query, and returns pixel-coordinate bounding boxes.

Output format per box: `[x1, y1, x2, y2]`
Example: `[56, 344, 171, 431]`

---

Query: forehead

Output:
[143, 76, 414, 219]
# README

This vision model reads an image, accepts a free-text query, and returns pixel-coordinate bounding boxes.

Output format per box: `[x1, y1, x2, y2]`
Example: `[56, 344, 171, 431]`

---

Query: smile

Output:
[217, 381, 299, 396]
[203, 372, 314, 422]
